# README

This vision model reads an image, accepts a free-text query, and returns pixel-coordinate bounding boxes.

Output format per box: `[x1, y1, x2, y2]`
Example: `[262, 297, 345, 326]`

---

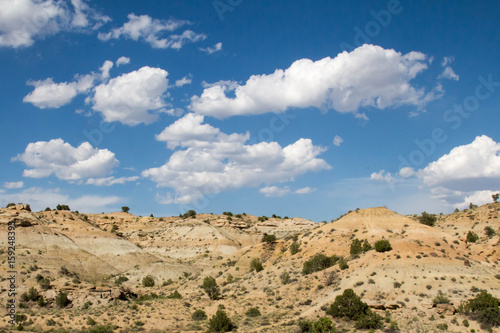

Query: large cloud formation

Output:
[13, 138, 123, 183]
[402, 135, 500, 209]
[23, 58, 173, 126]
[143, 114, 331, 204]
[190, 44, 437, 118]
[91, 66, 169, 126]
[0, 0, 109, 48]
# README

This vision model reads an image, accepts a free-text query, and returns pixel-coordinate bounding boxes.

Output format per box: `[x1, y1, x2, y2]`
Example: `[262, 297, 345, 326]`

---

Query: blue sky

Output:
[1, 0, 499, 221]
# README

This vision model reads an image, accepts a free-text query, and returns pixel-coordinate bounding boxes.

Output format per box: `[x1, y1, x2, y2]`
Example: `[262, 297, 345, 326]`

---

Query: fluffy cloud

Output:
[24, 60, 174, 126]
[398, 167, 416, 178]
[454, 190, 500, 210]
[419, 135, 500, 190]
[23, 74, 94, 108]
[370, 170, 394, 183]
[175, 75, 192, 87]
[190, 44, 436, 118]
[402, 135, 500, 208]
[116, 56, 130, 66]
[91, 66, 169, 126]
[4, 181, 24, 189]
[0, 0, 109, 48]
[0, 187, 122, 212]
[439, 66, 459, 81]
[99, 60, 113, 79]
[98, 13, 206, 49]
[155, 113, 221, 149]
[259, 186, 290, 197]
[199, 42, 222, 54]
[143, 114, 331, 204]
[333, 135, 343, 147]
[13, 138, 119, 181]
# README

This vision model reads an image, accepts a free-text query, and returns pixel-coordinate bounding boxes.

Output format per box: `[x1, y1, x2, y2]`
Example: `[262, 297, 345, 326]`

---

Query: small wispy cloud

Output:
[199, 42, 222, 54]
[333, 135, 343, 147]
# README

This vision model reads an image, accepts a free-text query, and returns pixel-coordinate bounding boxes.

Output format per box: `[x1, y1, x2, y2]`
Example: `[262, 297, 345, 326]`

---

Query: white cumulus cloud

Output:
[418, 135, 500, 190]
[23, 74, 94, 108]
[454, 190, 500, 210]
[97, 13, 206, 49]
[0, 0, 109, 48]
[402, 135, 500, 209]
[143, 114, 331, 204]
[13, 138, 119, 181]
[398, 167, 416, 178]
[116, 56, 130, 66]
[4, 181, 24, 189]
[175, 75, 192, 87]
[190, 44, 437, 118]
[99, 60, 113, 79]
[156, 113, 221, 149]
[370, 170, 395, 183]
[91, 66, 169, 126]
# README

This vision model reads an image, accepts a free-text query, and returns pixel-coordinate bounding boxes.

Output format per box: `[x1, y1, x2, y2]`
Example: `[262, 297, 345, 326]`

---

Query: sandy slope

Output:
[0, 204, 499, 332]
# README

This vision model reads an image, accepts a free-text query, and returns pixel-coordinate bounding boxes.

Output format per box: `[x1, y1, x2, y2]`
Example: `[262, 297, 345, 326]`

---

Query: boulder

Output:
[385, 302, 401, 310]
[367, 302, 386, 310]
[436, 303, 455, 315]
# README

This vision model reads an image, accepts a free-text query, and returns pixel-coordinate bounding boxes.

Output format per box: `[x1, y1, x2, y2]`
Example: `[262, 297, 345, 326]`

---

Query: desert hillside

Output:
[1, 203, 499, 332]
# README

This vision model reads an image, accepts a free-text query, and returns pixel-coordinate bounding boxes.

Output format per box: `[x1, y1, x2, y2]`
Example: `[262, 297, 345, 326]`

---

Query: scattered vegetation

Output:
[142, 275, 155, 287]
[297, 317, 335, 332]
[208, 310, 235, 332]
[433, 292, 451, 305]
[55, 291, 69, 308]
[280, 271, 291, 285]
[419, 211, 437, 226]
[374, 239, 392, 252]
[121, 206, 130, 213]
[326, 289, 382, 329]
[166, 290, 183, 299]
[493, 193, 499, 203]
[202, 276, 220, 300]
[350, 238, 362, 256]
[303, 254, 340, 275]
[245, 307, 261, 317]
[192, 309, 207, 321]
[261, 233, 276, 244]
[466, 231, 479, 243]
[362, 239, 372, 252]
[290, 241, 301, 255]
[250, 257, 264, 272]
[56, 204, 70, 211]
[182, 209, 196, 219]
[457, 291, 500, 328]
[485, 226, 496, 237]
